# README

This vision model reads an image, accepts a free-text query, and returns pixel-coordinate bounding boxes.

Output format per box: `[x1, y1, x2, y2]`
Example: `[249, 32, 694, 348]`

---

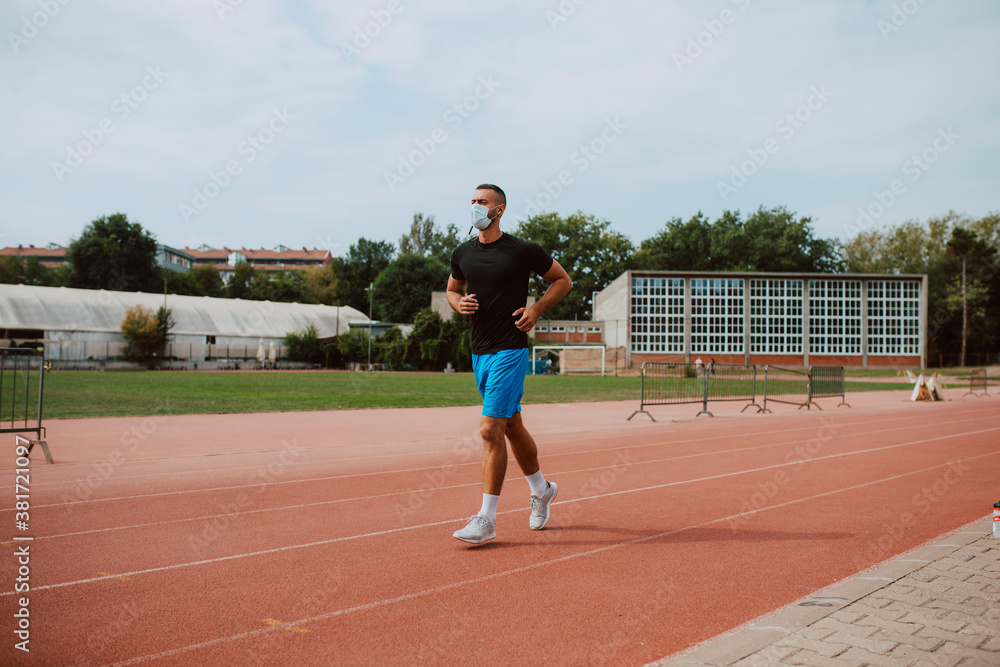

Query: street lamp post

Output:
[367, 282, 373, 369]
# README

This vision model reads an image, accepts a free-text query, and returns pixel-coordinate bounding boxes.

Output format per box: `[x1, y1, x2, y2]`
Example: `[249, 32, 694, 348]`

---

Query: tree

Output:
[736, 206, 843, 273]
[302, 262, 339, 305]
[636, 207, 843, 274]
[946, 227, 995, 366]
[120, 304, 173, 361]
[284, 324, 326, 365]
[336, 328, 370, 364]
[842, 211, 1000, 365]
[188, 265, 225, 297]
[68, 213, 161, 292]
[247, 269, 312, 303]
[399, 213, 463, 264]
[226, 261, 258, 300]
[371, 254, 450, 323]
[515, 211, 634, 319]
[335, 238, 395, 313]
[632, 212, 713, 270]
[375, 326, 414, 370]
[443, 310, 473, 372]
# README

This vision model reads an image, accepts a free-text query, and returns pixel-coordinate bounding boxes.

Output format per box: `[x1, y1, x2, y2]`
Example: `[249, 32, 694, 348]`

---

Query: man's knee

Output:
[480, 417, 507, 445]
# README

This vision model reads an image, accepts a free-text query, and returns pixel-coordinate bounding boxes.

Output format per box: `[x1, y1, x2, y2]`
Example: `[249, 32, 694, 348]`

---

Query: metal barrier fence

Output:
[964, 369, 989, 398]
[762, 366, 810, 413]
[627, 362, 759, 421]
[809, 365, 850, 408]
[0, 348, 53, 463]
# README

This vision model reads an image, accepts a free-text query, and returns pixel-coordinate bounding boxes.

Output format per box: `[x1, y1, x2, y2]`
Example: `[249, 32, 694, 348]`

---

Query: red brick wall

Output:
[631, 353, 688, 365]
[808, 355, 864, 366]
[867, 356, 921, 367]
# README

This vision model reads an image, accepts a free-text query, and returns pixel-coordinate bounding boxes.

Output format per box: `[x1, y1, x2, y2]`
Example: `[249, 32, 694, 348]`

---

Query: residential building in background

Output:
[0, 244, 332, 282]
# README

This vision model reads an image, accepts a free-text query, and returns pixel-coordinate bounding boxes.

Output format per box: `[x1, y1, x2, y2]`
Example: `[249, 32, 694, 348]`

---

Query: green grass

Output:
[30, 370, 923, 420]
[38, 371, 644, 419]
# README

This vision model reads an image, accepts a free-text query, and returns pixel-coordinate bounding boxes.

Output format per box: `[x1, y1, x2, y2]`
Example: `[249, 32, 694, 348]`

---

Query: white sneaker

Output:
[529, 481, 558, 530]
[453, 514, 496, 544]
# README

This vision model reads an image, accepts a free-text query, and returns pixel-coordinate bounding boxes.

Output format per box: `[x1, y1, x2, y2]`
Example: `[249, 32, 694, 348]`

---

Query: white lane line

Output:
[101, 448, 1000, 666]
[14, 413, 992, 512]
[14, 407, 978, 488]
[29, 416, 1000, 540]
[8, 426, 997, 598]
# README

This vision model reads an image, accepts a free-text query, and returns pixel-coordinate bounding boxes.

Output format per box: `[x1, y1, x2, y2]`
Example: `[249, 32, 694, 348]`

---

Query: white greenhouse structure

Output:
[0, 284, 369, 367]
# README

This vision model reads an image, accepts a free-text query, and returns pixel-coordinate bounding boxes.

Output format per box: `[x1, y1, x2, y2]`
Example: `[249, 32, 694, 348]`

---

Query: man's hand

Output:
[512, 306, 539, 332]
[458, 293, 479, 315]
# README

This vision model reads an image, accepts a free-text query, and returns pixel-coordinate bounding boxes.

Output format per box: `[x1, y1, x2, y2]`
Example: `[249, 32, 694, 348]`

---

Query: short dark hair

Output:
[475, 183, 506, 206]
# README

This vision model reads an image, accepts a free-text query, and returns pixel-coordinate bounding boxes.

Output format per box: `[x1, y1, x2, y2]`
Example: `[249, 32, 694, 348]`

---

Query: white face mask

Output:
[470, 203, 494, 230]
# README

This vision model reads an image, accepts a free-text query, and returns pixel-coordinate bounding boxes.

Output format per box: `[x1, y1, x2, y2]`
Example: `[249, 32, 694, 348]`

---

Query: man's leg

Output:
[480, 415, 508, 494]
[505, 411, 539, 477]
[506, 411, 558, 530]
[453, 414, 506, 544]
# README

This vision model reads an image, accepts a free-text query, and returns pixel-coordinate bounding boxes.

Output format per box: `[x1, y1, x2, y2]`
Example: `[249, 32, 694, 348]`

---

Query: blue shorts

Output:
[472, 348, 529, 419]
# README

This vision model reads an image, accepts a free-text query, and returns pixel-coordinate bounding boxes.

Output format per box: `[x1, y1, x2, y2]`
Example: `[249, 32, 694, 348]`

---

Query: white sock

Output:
[525, 470, 548, 497]
[479, 493, 499, 522]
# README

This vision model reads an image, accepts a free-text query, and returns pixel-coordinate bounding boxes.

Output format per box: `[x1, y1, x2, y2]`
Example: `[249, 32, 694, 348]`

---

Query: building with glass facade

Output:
[594, 271, 927, 368]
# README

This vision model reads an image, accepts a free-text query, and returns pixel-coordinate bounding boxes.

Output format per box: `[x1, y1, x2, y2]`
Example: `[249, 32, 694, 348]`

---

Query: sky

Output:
[1, 0, 998, 258]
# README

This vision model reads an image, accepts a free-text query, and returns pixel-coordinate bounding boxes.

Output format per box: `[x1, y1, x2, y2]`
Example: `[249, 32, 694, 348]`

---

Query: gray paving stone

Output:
[808, 617, 879, 639]
[898, 609, 968, 633]
[779, 634, 851, 658]
[847, 601, 909, 623]
[836, 646, 904, 667]
[869, 627, 943, 651]
[854, 613, 922, 635]
[823, 631, 897, 655]
[887, 644, 965, 667]
[915, 625, 988, 649]
[730, 645, 801, 666]
[779, 647, 860, 666]
[933, 640, 1000, 663]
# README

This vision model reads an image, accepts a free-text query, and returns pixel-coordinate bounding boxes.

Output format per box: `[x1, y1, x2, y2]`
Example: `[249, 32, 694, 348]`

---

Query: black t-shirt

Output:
[450, 233, 554, 355]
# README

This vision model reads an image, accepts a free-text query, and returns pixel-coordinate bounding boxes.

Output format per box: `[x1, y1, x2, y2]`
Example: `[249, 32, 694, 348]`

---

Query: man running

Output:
[447, 183, 572, 544]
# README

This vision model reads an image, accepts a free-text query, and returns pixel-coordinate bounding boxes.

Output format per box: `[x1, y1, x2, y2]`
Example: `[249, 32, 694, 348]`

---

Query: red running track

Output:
[0, 391, 997, 666]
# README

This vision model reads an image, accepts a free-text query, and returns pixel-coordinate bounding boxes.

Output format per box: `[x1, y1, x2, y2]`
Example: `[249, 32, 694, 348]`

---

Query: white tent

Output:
[0, 284, 366, 340]
[0, 284, 368, 361]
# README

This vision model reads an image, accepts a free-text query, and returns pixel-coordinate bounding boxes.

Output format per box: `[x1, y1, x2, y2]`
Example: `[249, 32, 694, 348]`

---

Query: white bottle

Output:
[994, 502, 1000, 538]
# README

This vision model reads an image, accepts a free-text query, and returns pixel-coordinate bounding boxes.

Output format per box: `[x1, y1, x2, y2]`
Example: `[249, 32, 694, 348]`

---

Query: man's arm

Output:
[447, 275, 478, 315]
[512, 260, 572, 332]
